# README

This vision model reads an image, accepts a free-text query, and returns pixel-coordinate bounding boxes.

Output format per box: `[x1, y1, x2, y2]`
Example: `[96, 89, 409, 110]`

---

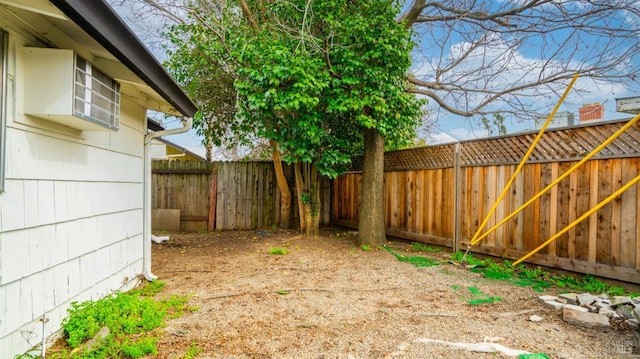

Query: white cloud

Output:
[422, 127, 492, 145]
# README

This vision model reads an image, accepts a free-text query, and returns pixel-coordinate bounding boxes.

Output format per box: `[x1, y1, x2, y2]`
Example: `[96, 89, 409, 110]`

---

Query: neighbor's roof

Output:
[154, 137, 207, 161]
[45, 0, 197, 117]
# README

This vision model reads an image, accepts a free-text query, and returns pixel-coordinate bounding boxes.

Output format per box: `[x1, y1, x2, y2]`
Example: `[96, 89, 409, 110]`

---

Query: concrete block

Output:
[152, 209, 181, 231]
[612, 296, 633, 307]
[563, 307, 610, 328]
[538, 295, 558, 303]
[598, 308, 617, 318]
[615, 306, 636, 320]
[558, 293, 578, 305]
[577, 293, 596, 306]
[564, 304, 588, 312]
[543, 301, 565, 312]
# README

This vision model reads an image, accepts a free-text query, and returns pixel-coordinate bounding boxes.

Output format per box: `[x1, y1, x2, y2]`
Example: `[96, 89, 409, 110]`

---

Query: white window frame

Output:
[73, 55, 120, 131]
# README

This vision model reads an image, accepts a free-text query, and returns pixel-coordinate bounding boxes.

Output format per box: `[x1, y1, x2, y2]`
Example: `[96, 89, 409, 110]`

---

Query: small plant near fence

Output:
[410, 242, 442, 253]
[383, 245, 440, 268]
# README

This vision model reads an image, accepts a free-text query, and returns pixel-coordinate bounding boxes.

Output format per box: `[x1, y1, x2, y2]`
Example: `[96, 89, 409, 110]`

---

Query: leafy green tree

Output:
[163, 25, 239, 162]
[164, 4, 295, 229]
[232, 0, 424, 239]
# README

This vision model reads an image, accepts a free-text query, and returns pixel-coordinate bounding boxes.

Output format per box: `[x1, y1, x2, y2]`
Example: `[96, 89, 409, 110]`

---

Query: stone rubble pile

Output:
[538, 293, 640, 329]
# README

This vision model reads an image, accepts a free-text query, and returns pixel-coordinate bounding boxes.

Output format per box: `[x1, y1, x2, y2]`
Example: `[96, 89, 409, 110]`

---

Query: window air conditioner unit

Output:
[23, 47, 120, 131]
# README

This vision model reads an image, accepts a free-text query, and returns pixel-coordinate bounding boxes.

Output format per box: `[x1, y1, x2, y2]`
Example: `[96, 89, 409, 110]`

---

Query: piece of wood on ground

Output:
[491, 308, 541, 319]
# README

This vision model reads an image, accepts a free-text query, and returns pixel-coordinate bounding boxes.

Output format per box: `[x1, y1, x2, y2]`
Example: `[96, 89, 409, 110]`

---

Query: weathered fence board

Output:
[152, 160, 330, 231]
[152, 161, 213, 232]
[333, 119, 640, 283]
[215, 161, 282, 230]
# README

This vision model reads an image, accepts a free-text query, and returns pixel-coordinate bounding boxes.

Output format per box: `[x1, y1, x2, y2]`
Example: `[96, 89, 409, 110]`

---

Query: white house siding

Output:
[0, 20, 148, 357]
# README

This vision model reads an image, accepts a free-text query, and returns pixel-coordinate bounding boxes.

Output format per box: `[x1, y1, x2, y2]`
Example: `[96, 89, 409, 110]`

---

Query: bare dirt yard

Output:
[149, 228, 639, 359]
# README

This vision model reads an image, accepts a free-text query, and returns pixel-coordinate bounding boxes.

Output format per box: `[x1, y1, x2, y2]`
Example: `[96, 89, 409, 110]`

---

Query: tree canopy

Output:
[231, 0, 423, 178]
[113, 0, 640, 136]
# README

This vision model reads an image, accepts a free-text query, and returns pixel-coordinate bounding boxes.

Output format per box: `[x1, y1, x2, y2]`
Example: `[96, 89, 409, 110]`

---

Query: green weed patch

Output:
[464, 286, 503, 305]
[450, 251, 639, 296]
[40, 280, 193, 359]
[384, 246, 440, 268]
[410, 242, 442, 253]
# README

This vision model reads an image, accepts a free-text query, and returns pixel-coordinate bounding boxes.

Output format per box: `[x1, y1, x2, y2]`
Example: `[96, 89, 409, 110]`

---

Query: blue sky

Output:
[424, 77, 639, 145]
[110, 1, 640, 157]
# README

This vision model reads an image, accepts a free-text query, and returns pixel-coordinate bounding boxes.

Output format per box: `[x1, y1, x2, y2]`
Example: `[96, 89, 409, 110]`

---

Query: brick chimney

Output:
[579, 103, 604, 122]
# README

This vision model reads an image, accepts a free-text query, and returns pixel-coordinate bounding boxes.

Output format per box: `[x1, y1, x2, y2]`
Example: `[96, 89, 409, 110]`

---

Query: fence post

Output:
[454, 142, 461, 252]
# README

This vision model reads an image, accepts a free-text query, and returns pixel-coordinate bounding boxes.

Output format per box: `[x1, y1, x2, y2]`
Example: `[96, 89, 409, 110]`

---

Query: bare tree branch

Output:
[111, 0, 640, 126]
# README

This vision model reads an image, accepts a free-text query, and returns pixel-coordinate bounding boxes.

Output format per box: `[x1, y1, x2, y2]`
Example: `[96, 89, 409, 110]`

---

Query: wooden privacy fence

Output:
[332, 119, 640, 284]
[151, 160, 331, 232]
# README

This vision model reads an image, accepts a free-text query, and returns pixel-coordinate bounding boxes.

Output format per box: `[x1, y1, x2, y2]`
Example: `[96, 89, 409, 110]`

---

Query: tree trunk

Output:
[270, 140, 291, 229]
[305, 165, 320, 238]
[294, 162, 306, 233]
[358, 128, 386, 246]
[205, 136, 213, 162]
[294, 162, 320, 238]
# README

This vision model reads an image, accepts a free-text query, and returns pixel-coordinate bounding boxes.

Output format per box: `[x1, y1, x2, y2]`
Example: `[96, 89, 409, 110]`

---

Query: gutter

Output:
[49, 0, 198, 117]
[142, 117, 192, 280]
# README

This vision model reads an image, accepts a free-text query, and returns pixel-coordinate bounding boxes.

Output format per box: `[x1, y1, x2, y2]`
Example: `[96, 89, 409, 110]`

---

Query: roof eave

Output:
[48, 0, 198, 118]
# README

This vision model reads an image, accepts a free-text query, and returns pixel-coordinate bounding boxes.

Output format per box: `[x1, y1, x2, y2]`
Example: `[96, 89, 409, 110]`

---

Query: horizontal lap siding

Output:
[1, 92, 146, 358]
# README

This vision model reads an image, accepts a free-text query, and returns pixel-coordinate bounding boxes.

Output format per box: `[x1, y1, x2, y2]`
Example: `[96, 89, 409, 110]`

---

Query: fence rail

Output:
[333, 119, 640, 284]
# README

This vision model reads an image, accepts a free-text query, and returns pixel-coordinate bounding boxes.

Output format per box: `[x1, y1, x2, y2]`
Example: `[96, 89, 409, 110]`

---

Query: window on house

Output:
[74, 55, 120, 130]
[0, 30, 8, 192]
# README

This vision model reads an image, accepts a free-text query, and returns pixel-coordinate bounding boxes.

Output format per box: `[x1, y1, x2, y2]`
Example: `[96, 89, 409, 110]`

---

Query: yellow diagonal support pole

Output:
[471, 111, 640, 245]
[467, 74, 579, 247]
[513, 173, 640, 266]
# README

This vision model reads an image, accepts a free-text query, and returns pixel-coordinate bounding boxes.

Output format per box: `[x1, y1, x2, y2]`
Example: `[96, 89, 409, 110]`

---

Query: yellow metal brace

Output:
[472, 111, 640, 246]
[513, 172, 640, 266]
[466, 74, 580, 248]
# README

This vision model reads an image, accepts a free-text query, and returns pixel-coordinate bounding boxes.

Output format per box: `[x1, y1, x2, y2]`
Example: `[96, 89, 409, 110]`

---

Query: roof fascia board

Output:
[48, 0, 197, 117]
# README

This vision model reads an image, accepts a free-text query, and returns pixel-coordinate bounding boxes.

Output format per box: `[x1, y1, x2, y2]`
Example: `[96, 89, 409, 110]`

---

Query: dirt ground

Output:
[149, 228, 640, 359]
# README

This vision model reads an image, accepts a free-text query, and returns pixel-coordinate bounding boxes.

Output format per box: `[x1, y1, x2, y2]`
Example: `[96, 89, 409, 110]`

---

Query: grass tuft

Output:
[410, 242, 442, 253]
[269, 247, 288, 255]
